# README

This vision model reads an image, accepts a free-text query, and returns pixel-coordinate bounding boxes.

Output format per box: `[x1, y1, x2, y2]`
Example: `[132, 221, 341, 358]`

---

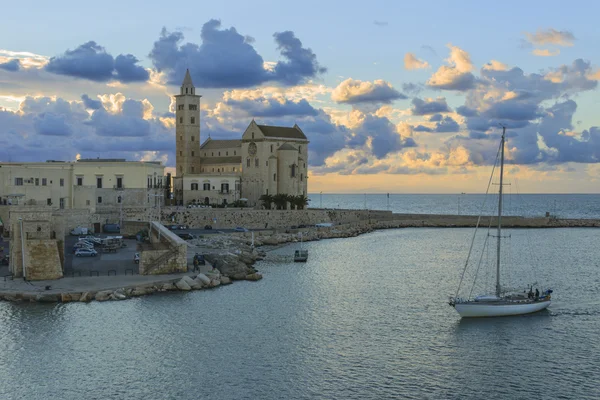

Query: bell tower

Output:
[175, 69, 201, 176]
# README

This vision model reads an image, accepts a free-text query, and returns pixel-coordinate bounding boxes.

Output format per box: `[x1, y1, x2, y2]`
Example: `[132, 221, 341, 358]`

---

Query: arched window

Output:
[186, 88, 188, 94]
[300, 173, 303, 182]
[291, 164, 296, 178]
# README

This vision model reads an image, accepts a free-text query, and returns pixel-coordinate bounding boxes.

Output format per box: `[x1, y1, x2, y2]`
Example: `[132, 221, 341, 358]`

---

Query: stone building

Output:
[0, 159, 165, 211]
[173, 70, 309, 207]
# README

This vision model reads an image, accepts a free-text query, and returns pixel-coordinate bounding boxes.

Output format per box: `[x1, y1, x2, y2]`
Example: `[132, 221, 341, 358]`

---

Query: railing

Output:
[113, 185, 125, 190]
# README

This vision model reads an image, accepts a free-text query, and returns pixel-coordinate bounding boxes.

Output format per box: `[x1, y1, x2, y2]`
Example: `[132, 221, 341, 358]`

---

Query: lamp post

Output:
[320, 191, 323, 208]
[149, 193, 164, 241]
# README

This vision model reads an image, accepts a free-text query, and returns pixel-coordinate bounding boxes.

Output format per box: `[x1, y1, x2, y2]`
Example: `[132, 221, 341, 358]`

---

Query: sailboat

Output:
[294, 232, 308, 262]
[449, 127, 553, 318]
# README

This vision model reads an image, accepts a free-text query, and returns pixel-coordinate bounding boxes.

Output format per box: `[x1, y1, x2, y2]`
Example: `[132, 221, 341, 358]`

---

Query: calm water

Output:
[308, 193, 600, 219]
[1, 228, 599, 399]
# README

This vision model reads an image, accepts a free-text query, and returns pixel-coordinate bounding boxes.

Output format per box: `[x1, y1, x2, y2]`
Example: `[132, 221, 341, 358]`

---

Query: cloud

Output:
[224, 97, 318, 117]
[524, 28, 575, 47]
[33, 113, 73, 136]
[148, 20, 325, 88]
[482, 60, 508, 71]
[427, 44, 475, 91]
[331, 78, 406, 104]
[45, 41, 148, 83]
[349, 114, 417, 159]
[411, 97, 450, 115]
[0, 59, 20, 72]
[414, 115, 460, 133]
[373, 20, 388, 27]
[81, 94, 103, 110]
[404, 53, 430, 70]
[532, 49, 560, 57]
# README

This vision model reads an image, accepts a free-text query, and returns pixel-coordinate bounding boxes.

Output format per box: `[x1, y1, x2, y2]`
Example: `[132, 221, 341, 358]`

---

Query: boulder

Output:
[130, 287, 148, 297]
[161, 282, 177, 291]
[245, 273, 263, 281]
[60, 293, 73, 303]
[69, 293, 82, 302]
[195, 273, 211, 286]
[209, 279, 221, 288]
[3, 294, 19, 302]
[79, 292, 95, 302]
[175, 278, 192, 291]
[219, 276, 232, 285]
[36, 293, 59, 303]
[189, 277, 205, 290]
[95, 290, 113, 302]
[112, 290, 127, 300]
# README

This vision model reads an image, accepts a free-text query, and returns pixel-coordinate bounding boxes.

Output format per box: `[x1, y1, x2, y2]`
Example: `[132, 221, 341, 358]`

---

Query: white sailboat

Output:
[294, 232, 308, 262]
[449, 127, 553, 318]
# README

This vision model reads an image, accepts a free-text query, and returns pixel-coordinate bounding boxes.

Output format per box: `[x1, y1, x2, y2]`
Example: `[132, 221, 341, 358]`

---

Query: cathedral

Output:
[172, 70, 309, 207]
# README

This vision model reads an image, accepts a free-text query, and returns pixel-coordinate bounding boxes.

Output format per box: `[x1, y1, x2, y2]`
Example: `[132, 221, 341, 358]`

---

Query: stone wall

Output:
[24, 240, 63, 280]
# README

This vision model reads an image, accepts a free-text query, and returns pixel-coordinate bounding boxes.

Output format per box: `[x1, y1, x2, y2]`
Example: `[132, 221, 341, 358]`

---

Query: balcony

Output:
[113, 185, 125, 190]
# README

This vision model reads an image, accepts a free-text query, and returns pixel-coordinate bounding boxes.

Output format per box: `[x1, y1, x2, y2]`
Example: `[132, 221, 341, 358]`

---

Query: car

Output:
[75, 248, 98, 257]
[133, 253, 140, 264]
[178, 224, 188, 230]
[81, 235, 102, 244]
[167, 225, 179, 230]
[234, 227, 249, 232]
[177, 233, 194, 240]
[204, 225, 213, 230]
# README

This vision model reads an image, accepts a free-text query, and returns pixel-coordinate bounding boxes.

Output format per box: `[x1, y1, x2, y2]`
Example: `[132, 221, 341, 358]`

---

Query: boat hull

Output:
[455, 300, 550, 318]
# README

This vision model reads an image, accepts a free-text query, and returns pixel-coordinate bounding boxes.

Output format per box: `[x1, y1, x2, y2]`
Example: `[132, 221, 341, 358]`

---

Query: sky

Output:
[1, 0, 600, 193]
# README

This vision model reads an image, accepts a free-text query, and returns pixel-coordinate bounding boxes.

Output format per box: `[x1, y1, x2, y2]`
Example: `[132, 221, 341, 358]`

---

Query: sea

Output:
[1, 195, 599, 399]
[307, 193, 600, 219]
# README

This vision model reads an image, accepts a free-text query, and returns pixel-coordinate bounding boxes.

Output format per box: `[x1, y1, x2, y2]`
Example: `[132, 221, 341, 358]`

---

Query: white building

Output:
[173, 70, 309, 207]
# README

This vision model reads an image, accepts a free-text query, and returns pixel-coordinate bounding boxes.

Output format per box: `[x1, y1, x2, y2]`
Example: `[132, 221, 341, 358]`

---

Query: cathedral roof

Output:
[201, 156, 241, 165]
[278, 143, 297, 151]
[256, 124, 307, 140]
[200, 139, 242, 150]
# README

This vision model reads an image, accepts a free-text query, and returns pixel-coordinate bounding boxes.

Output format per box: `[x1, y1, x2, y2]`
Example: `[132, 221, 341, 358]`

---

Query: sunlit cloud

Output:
[404, 53, 430, 70]
[532, 49, 560, 57]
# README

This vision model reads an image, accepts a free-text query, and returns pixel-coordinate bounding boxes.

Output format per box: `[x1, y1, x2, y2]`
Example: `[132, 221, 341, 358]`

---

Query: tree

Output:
[293, 195, 309, 210]
[273, 194, 289, 210]
[259, 194, 274, 210]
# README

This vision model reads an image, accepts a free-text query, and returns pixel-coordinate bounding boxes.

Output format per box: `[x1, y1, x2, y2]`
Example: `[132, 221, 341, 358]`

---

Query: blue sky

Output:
[1, 0, 600, 192]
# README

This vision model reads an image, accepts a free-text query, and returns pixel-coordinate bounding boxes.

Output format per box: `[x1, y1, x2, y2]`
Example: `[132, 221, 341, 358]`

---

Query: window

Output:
[180, 117, 183, 123]
[218, 152, 221, 156]
[291, 165, 296, 178]
[191, 166, 195, 173]
[203, 183, 210, 191]
[97, 196, 102, 204]
[266, 161, 268, 167]
[191, 151, 195, 157]
[96, 177, 103, 188]
[246, 158, 250, 167]
[59, 198, 65, 209]
[234, 151, 236, 155]
[191, 117, 195, 124]
[117, 196, 122, 204]
[86, 200, 90, 206]
[76, 177, 83, 186]
[252, 132, 254, 139]
[186, 88, 188, 94]
[221, 183, 229, 193]
[299, 145, 302, 153]
[47, 198, 52, 206]
[301, 173, 304, 182]
[273, 173, 276, 182]
[271, 144, 273, 152]
[60, 178, 64, 187]
[233, 167, 236, 172]
[116, 177, 123, 189]
[211, 152, 214, 156]
[178, 104, 184, 110]
[226, 151, 228, 156]
[217, 168, 220, 173]
[189, 104, 197, 110]
[191, 136, 195, 141]
[180, 136, 183, 141]
[180, 151, 183, 156]
[204, 153, 207, 157]
[147, 177, 152, 188]
[255, 158, 259, 167]
[212, 168, 215, 172]
[35, 178, 39, 186]
[191, 183, 199, 190]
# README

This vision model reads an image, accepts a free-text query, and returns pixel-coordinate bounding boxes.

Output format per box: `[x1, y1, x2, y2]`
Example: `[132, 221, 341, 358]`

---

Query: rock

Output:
[130, 287, 148, 297]
[245, 273, 263, 281]
[161, 282, 177, 291]
[175, 278, 192, 291]
[231, 272, 247, 281]
[189, 277, 205, 290]
[220, 276, 232, 285]
[70, 293, 82, 302]
[112, 290, 127, 300]
[95, 290, 113, 301]
[36, 293, 59, 302]
[209, 279, 221, 288]
[195, 273, 211, 286]
[61, 293, 73, 303]
[80, 292, 95, 302]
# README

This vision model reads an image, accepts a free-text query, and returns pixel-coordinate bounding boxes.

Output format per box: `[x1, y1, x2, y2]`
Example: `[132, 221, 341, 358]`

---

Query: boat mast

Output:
[496, 126, 506, 297]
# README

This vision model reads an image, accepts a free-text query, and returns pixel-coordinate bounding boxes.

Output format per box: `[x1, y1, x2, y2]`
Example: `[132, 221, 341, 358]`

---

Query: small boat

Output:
[294, 233, 308, 262]
[449, 126, 553, 318]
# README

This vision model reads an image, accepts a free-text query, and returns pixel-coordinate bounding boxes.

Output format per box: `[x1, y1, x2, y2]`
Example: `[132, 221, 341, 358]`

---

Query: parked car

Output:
[204, 225, 213, 230]
[133, 253, 140, 264]
[75, 248, 98, 257]
[103, 224, 120, 233]
[167, 225, 179, 230]
[177, 233, 195, 240]
[234, 227, 249, 232]
[70, 227, 89, 236]
[178, 224, 188, 230]
[81, 235, 102, 244]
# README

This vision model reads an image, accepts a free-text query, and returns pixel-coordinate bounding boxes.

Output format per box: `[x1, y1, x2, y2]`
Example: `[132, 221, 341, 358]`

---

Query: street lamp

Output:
[320, 191, 323, 208]
[18, 217, 25, 280]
